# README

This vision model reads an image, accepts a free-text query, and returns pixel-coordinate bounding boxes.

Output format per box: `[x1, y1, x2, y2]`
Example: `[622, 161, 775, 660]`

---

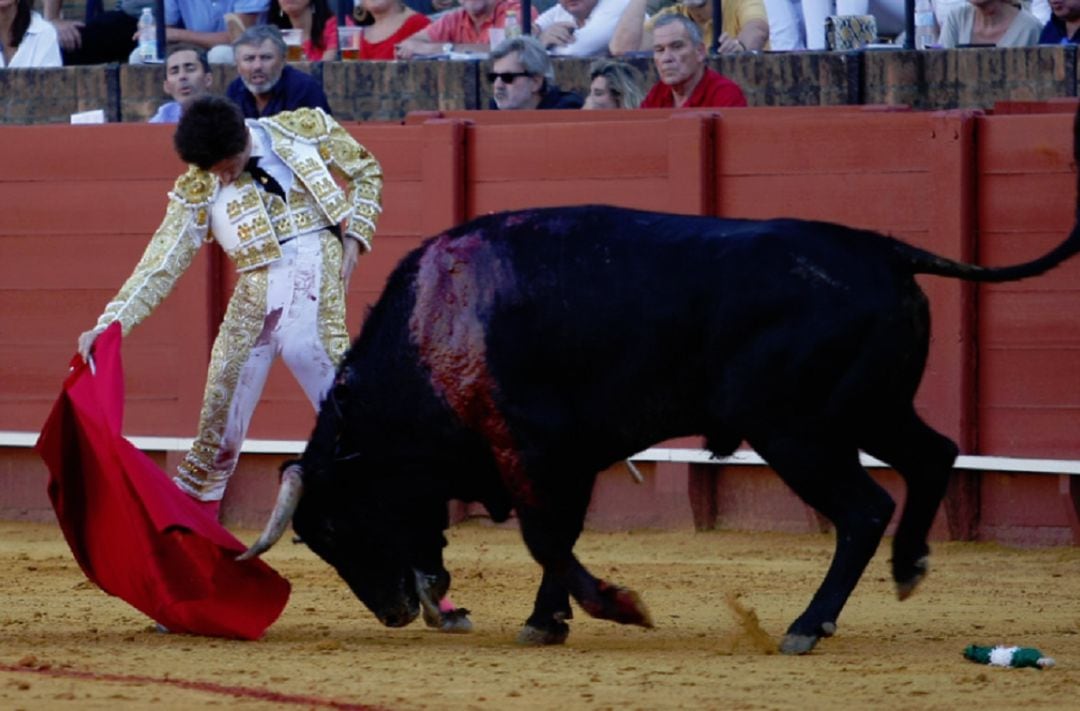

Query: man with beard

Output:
[1040, 0, 1080, 43]
[488, 36, 584, 109]
[226, 24, 330, 118]
[639, 14, 746, 108]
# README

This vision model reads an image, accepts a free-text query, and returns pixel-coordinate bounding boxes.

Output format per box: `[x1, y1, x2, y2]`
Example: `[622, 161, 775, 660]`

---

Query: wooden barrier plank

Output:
[716, 113, 932, 173]
[0, 182, 168, 236]
[0, 125, 182, 180]
[717, 173, 927, 227]
[467, 122, 669, 180]
[978, 409, 1080, 459]
[977, 111, 1079, 459]
[980, 291, 1080, 346]
[469, 178, 673, 216]
[980, 349, 1080, 406]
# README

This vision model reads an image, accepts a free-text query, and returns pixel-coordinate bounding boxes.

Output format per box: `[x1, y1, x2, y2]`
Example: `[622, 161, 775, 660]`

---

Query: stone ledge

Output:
[2, 46, 1076, 125]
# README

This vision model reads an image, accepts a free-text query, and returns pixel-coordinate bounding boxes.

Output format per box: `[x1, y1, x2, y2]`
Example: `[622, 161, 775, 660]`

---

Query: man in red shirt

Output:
[395, 0, 532, 58]
[640, 14, 747, 109]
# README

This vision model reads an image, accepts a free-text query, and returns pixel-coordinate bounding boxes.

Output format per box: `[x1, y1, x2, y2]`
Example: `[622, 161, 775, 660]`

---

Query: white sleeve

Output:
[550, 0, 632, 56]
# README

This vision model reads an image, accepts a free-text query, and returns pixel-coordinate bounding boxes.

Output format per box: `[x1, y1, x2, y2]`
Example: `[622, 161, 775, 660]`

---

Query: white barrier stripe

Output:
[632, 448, 1080, 474]
[3, 431, 1079, 475]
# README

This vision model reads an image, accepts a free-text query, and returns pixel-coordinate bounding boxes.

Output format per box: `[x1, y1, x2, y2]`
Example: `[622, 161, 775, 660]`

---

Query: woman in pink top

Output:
[354, 0, 431, 59]
[271, 0, 341, 61]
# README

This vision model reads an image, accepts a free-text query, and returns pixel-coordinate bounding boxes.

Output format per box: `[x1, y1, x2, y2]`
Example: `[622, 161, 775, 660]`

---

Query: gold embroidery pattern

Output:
[96, 198, 205, 335]
[325, 118, 383, 244]
[318, 231, 349, 366]
[263, 108, 383, 247]
[269, 107, 327, 142]
[175, 269, 268, 499]
[228, 176, 283, 272]
[172, 166, 218, 207]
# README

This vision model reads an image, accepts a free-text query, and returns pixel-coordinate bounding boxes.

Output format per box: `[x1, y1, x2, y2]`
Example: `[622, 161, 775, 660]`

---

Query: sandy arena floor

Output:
[1, 519, 1078, 710]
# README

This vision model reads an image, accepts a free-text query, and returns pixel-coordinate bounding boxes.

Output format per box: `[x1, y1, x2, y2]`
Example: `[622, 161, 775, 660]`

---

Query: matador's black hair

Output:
[173, 96, 248, 170]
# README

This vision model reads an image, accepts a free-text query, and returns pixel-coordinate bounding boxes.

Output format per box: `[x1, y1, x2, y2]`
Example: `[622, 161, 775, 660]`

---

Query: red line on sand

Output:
[0, 662, 385, 710]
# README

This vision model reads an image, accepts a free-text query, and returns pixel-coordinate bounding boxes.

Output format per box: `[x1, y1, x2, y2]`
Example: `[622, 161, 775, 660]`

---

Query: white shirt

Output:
[248, 122, 295, 196]
[764, 0, 805, 51]
[536, 0, 631, 57]
[0, 12, 62, 69]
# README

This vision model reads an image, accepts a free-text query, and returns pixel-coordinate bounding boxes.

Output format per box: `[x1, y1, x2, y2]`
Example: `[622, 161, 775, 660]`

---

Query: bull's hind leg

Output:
[861, 408, 958, 600]
[749, 436, 896, 655]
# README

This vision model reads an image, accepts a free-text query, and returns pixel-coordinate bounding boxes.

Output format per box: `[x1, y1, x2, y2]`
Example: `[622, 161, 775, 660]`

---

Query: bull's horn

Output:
[237, 464, 304, 561]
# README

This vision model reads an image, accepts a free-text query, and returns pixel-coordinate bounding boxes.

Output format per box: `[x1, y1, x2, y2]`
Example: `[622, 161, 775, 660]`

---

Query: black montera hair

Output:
[173, 96, 248, 169]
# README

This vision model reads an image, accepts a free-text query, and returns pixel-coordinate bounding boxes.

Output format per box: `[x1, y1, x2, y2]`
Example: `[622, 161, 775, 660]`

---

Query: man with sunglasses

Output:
[488, 36, 583, 110]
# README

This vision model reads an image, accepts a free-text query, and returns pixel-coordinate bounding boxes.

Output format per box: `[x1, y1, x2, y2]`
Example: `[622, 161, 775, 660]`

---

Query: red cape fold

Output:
[34, 323, 290, 640]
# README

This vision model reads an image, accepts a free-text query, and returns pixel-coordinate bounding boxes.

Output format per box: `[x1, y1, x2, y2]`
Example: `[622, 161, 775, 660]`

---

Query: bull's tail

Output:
[900, 217, 1080, 283]
[901, 105, 1080, 284]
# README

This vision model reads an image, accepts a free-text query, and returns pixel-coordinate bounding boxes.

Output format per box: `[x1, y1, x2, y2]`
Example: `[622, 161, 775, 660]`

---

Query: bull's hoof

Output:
[779, 633, 818, 655]
[779, 622, 835, 655]
[895, 556, 929, 601]
[517, 620, 569, 646]
[439, 608, 473, 634]
[583, 582, 654, 628]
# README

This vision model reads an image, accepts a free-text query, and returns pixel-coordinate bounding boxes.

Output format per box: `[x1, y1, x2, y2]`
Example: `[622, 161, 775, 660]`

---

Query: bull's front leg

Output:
[518, 570, 573, 645]
[515, 500, 653, 646]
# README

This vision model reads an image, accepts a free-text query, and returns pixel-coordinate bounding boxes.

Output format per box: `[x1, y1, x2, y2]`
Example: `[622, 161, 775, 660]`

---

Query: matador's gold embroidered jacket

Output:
[93, 107, 382, 336]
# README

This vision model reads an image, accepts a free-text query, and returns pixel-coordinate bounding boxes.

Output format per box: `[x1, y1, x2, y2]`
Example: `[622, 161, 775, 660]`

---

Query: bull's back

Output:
[409, 205, 926, 458]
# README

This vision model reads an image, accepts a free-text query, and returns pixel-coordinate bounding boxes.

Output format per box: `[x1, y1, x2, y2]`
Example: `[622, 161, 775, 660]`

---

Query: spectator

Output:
[1040, 0, 1080, 42]
[226, 24, 331, 117]
[938, 0, 1042, 47]
[43, 0, 151, 65]
[488, 35, 584, 109]
[1, 0, 61, 67]
[401, 0, 460, 13]
[1030, 0, 1052, 25]
[763, 0, 805, 50]
[583, 58, 644, 108]
[610, 0, 769, 55]
[640, 14, 747, 108]
[149, 44, 213, 123]
[394, 0, 533, 58]
[537, 0, 632, 56]
[130, 0, 269, 65]
[352, 0, 430, 59]
[271, 0, 340, 61]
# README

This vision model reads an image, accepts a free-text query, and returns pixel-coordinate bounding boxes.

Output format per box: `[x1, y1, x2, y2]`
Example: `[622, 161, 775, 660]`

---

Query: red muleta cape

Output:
[35, 323, 290, 640]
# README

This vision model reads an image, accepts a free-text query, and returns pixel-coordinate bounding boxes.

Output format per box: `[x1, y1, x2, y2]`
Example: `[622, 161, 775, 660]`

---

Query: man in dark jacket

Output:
[1040, 0, 1080, 44]
[226, 24, 331, 118]
[488, 35, 584, 110]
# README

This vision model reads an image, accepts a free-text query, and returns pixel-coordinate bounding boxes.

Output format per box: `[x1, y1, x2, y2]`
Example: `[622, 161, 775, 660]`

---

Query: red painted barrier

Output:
[2, 110, 1077, 544]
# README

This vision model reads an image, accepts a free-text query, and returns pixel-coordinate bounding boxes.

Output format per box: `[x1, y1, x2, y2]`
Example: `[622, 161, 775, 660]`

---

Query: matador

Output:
[77, 96, 382, 514]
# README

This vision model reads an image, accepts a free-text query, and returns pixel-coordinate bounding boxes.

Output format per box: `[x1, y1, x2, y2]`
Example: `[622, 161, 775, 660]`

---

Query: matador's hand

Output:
[341, 237, 362, 287]
[77, 328, 101, 362]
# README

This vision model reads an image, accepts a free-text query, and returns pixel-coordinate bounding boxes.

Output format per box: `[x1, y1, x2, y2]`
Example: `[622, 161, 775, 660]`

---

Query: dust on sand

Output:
[1, 520, 1078, 710]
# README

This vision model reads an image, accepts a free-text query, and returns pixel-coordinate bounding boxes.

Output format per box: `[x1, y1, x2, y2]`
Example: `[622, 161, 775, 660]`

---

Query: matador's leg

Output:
[175, 269, 274, 504]
[279, 230, 348, 406]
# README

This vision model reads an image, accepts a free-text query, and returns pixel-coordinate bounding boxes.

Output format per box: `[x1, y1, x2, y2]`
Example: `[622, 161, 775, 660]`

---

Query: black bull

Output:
[243, 201, 1080, 654]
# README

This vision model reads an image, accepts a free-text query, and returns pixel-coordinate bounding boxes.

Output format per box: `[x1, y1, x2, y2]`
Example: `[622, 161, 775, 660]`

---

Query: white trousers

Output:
[175, 232, 347, 501]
